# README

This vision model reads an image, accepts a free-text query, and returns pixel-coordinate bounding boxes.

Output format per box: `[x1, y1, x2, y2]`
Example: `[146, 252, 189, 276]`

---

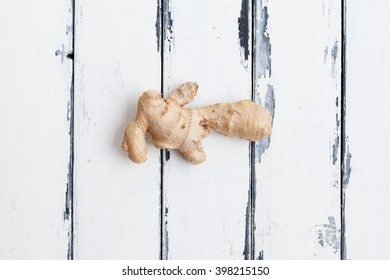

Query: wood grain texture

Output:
[3, 0, 390, 260]
[162, 0, 252, 259]
[344, 0, 390, 259]
[253, 0, 342, 259]
[0, 0, 73, 259]
[73, 0, 161, 259]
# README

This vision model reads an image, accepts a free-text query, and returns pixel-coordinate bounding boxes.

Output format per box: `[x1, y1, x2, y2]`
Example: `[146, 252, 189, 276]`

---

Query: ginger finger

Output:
[167, 81, 199, 106]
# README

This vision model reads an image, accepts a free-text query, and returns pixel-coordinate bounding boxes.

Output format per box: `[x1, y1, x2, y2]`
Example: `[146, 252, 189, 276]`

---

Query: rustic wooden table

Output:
[0, 0, 389, 259]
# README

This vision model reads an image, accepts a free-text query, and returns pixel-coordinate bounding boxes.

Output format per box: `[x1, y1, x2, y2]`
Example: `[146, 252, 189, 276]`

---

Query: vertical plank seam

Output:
[242, 0, 254, 260]
[340, 0, 347, 261]
[160, 149, 164, 261]
[159, 0, 166, 261]
[160, 0, 173, 261]
[251, 0, 273, 260]
[65, 0, 76, 260]
[250, 0, 255, 261]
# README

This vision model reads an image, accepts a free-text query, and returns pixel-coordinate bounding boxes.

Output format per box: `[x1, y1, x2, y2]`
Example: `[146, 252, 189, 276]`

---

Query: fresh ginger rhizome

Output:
[122, 82, 272, 164]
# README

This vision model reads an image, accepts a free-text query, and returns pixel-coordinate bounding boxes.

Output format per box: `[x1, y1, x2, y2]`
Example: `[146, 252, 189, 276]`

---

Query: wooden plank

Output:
[74, 0, 161, 259]
[253, 0, 342, 259]
[344, 0, 390, 259]
[0, 0, 73, 258]
[162, 0, 252, 259]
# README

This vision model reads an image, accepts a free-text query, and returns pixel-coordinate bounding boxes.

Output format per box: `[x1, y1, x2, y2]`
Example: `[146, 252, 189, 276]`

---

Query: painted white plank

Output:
[162, 0, 252, 259]
[0, 0, 73, 258]
[74, 1, 161, 259]
[254, 0, 342, 259]
[344, 0, 390, 259]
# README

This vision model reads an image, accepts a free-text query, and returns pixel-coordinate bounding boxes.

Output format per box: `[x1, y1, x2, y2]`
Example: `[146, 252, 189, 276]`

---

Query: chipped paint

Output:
[332, 135, 339, 165]
[55, 44, 65, 64]
[256, 85, 274, 162]
[257, 250, 264, 260]
[165, 149, 170, 161]
[264, 85, 275, 120]
[155, 0, 162, 52]
[333, 96, 340, 165]
[163, 0, 174, 52]
[162, 206, 169, 259]
[331, 41, 339, 62]
[323, 46, 328, 64]
[238, 0, 250, 68]
[331, 41, 339, 75]
[316, 216, 341, 254]
[342, 144, 352, 187]
[254, 0, 273, 163]
[244, 189, 251, 259]
[254, 0, 271, 78]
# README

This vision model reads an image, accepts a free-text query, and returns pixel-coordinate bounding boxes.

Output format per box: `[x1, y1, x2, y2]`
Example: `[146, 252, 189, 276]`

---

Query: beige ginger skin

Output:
[122, 82, 272, 164]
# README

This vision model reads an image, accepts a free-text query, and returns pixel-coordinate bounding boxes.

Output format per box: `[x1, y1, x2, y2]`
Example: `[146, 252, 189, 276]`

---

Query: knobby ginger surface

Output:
[122, 82, 272, 164]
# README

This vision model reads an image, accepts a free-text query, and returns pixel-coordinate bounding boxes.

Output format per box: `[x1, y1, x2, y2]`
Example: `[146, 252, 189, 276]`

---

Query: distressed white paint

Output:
[162, 0, 252, 259]
[0, 0, 73, 258]
[3, 0, 390, 260]
[73, 0, 161, 259]
[344, 0, 390, 259]
[254, 0, 342, 259]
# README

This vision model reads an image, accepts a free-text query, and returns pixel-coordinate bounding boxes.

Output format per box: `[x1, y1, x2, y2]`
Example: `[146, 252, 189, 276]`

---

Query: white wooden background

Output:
[0, 0, 389, 259]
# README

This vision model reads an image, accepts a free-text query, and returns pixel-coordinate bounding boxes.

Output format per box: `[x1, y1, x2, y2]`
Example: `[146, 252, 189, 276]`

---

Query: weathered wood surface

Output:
[253, 0, 342, 259]
[2, 0, 390, 260]
[344, 0, 390, 259]
[162, 0, 252, 259]
[0, 0, 73, 258]
[73, 0, 161, 259]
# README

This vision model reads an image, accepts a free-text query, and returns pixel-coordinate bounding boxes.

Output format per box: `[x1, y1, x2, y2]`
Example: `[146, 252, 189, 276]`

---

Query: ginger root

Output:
[122, 82, 272, 164]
